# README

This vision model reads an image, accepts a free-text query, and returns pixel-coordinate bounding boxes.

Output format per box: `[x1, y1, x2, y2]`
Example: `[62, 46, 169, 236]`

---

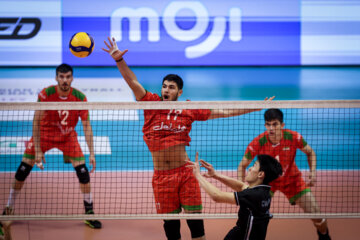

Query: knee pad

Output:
[187, 219, 205, 238]
[163, 220, 181, 240]
[15, 162, 33, 181]
[75, 164, 90, 184]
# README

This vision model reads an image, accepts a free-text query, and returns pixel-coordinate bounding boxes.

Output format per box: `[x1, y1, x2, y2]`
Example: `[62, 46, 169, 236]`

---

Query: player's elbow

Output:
[209, 191, 225, 203]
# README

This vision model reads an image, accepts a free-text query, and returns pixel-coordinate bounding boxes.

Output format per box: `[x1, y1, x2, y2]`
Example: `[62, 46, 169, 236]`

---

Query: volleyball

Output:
[69, 32, 95, 58]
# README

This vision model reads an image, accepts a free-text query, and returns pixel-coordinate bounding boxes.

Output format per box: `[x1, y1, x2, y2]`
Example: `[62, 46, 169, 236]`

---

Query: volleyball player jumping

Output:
[103, 36, 274, 240]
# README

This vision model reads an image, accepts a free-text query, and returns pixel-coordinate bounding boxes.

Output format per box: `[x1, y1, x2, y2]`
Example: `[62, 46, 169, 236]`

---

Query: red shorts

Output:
[152, 163, 202, 214]
[270, 174, 310, 204]
[23, 131, 85, 162]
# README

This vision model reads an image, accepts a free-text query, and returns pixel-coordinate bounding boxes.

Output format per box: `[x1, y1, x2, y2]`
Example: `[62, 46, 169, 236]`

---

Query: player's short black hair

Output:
[257, 154, 283, 185]
[56, 63, 73, 76]
[264, 108, 284, 123]
[162, 74, 184, 90]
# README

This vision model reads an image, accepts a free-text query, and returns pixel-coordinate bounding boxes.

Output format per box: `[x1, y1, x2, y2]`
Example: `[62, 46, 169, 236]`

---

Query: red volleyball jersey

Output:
[140, 91, 211, 152]
[245, 129, 307, 178]
[37, 85, 89, 141]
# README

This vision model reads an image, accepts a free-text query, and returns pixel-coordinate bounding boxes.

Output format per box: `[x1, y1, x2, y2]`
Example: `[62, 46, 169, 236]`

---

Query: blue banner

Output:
[62, 0, 301, 66]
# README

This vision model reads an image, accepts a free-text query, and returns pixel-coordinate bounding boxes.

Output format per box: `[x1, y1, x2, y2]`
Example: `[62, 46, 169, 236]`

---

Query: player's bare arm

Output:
[102, 37, 146, 100]
[200, 158, 247, 192]
[187, 153, 237, 204]
[82, 119, 96, 173]
[301, 144, 317, 186]
[237, 155, 253, 182]
[208, 96, 275, 120]
[33, 110, 45, 170]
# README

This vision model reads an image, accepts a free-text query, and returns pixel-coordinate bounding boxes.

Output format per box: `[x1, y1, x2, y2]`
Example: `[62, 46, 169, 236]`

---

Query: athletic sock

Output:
[7, 188, 20, 208]
[83, 193, 92, 205]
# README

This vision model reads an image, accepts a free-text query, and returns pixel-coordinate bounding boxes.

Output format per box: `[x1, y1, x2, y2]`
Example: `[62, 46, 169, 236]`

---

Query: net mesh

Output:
[0, 101, 359, 220]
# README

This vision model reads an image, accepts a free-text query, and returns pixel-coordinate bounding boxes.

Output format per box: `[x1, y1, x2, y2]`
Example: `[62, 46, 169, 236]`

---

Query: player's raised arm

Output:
[238, 155, 253, 182]
[82, 118, 96, 173]
[199, 158, 247, 192]
[187, 153, 236, 204]
[102, 37, 146, 100]
[208, 96, 275, 120]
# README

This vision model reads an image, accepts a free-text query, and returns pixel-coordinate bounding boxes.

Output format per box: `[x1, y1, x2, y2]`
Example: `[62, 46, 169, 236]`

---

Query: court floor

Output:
[8, 218, 360, 240]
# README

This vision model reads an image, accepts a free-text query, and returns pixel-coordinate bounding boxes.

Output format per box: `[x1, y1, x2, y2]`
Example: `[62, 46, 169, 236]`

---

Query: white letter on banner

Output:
[185, 17, 226, 58]
[163, 1, 208, 42]
[111, 7, 160, 42]
[229, 8, 242, 42]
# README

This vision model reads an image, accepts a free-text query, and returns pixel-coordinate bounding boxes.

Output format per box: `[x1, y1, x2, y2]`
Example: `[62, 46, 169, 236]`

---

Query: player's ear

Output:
[258, 171, 265, 180]
[178, 89, 183, 97]
[281, 122, 285, 129]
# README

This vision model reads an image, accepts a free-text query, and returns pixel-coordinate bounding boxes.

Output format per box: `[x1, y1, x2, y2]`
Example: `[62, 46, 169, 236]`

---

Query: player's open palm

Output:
[102, 37, 128, 61]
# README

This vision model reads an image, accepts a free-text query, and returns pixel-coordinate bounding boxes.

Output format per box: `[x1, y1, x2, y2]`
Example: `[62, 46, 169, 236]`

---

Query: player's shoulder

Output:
[38, 85, 57, 100]
[253, 131, 267, 143]
[282, 129, 301, 140]
[71, 87, 87, 101]
[141, 90, 161, 101]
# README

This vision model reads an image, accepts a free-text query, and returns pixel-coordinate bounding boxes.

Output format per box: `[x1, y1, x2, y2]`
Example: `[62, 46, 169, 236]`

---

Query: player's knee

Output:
[163, 220, 181, 240]
[187, 219, 205, 238]
[15, 162, 33, 182]
[75, 164, 90, 184]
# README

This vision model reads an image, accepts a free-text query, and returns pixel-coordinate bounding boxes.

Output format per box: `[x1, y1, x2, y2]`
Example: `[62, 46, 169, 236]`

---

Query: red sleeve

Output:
[140, 91, 161, 101]
[294, 132, 307, 149]
[80, 95, 89, 121]
[192, 109, 211, 121]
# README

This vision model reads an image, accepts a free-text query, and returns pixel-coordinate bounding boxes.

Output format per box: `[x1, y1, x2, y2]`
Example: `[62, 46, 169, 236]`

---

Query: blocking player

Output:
[102, 37, 274, 240]
[238, 108, 331, 240]
[2, 64, 101, 229]
[187, 153, 282, 240]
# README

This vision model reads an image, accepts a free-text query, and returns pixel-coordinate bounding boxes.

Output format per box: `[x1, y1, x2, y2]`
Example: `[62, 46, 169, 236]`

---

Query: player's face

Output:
[265, 120, 284, 138]
[161, 80, 183, 101]
[245, 161, 262, 184]
[56, 71, 73, 92]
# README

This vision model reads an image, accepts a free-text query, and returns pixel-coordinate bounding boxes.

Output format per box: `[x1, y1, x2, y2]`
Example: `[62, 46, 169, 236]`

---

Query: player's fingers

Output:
[107, 37, 113, 47]
[42, 156, 46, 163]
[120, 49, 128, 57]
[103, 40, 111, 50]
[195, 152, 199, 163]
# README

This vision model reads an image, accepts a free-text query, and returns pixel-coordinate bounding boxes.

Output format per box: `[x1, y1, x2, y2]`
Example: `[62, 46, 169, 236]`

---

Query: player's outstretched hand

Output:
[102, 37, 128, 61]
[89, 154, 96, 173]
[199, 159, 216, 178]
[186, 152, 201, 177]
[264, 96, 275, 102]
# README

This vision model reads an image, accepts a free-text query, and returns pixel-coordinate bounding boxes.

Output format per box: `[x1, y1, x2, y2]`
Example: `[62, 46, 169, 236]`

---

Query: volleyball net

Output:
[0, 100, 359, 220]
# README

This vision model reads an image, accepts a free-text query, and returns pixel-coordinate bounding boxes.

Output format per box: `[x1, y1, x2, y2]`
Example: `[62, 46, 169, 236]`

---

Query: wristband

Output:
[116, 58, 123, 62]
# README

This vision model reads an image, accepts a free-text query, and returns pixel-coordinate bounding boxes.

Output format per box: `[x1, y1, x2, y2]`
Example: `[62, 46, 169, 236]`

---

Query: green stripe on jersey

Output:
[283, 131, 293, 141]
[72, 88, 86, 101]
[245, 151, 252, 160]
[259, 136, 268, 146]
[45, 86, 56, 97]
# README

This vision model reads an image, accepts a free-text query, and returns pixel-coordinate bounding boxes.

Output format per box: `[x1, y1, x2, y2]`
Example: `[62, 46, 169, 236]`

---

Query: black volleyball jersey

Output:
[225, 185, 272, 240]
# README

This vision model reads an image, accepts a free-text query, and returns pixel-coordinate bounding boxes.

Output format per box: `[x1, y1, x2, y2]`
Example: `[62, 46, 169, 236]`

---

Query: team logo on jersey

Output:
[282, 147, 290, 151]
[153, 122, 186, 133]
